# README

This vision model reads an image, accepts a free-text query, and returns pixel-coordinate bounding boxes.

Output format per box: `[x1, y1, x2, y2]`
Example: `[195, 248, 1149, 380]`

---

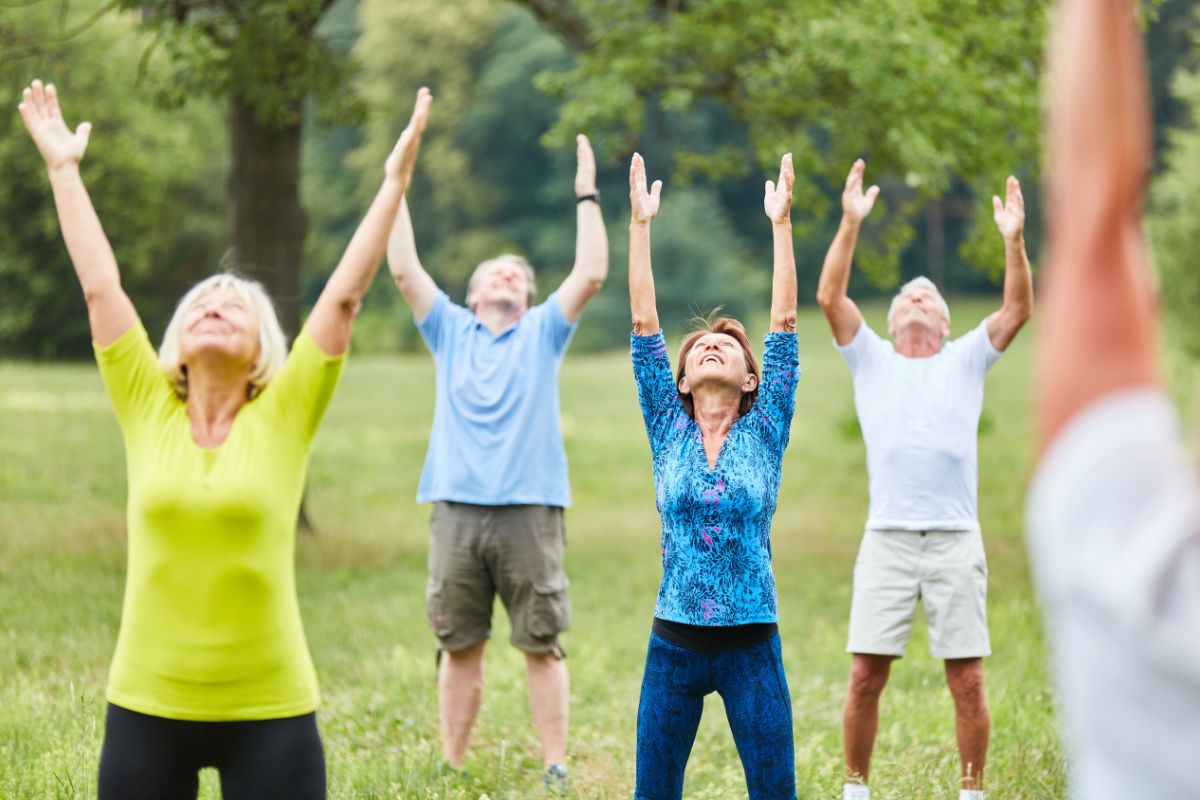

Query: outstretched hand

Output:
[18, 79, 90, 171]
[993, 176, 1025, 242]
[842, 159, 880, 223]
[764, 153, 795, 224]
[629, 152, 662, 225]
[576, 134, 597, 196]
[384, 87, 433, 186]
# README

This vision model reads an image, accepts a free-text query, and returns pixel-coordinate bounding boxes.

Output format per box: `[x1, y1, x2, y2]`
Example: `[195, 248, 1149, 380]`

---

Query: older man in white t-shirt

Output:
[1029, 1, 1200, 798]
[816, 160, 1033, 800]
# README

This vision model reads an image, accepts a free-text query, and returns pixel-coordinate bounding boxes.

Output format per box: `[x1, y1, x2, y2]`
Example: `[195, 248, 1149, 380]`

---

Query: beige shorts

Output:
[846, 528, 990, 659]
[426, 501, 570, 654]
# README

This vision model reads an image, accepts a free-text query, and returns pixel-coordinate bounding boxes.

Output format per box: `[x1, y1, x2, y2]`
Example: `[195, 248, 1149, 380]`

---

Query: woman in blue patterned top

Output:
[628, 151, 800, 800]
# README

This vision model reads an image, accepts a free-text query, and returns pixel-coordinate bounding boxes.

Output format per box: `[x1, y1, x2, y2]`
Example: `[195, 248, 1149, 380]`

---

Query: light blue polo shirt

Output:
[415, 290, 578, 507]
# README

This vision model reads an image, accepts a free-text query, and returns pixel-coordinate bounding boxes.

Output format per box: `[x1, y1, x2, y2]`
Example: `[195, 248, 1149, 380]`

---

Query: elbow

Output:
[585, 274, 606, 296]
[815, 287, 836, 312]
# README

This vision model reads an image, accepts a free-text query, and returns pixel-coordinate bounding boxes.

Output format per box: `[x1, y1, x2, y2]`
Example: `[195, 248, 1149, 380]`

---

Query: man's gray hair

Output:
[466, 254, 537, 309]
[886, 276, 950, 326]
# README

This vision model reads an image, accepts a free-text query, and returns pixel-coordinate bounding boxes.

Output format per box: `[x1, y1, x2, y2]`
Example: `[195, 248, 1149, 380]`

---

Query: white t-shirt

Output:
[836, 319, 1002, 531]
[1026, 389, 1200, 799]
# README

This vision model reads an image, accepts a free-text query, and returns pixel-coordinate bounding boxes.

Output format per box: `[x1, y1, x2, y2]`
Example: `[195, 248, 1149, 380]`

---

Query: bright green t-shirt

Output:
[94, 321, 343, 721]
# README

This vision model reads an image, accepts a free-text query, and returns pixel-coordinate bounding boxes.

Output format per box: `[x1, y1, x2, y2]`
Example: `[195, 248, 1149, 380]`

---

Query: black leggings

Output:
[97, 703, 325, 800]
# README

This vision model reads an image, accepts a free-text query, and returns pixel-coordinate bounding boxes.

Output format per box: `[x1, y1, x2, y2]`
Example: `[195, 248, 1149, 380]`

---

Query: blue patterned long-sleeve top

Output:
[632, 330, 800, 626]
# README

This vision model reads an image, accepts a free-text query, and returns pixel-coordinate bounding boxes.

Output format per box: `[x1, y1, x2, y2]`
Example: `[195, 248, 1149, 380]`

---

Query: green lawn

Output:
[0, 300, 1064, 799]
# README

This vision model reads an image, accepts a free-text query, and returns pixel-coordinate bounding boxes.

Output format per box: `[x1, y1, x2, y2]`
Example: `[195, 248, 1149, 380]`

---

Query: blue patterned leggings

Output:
[635, 633, 797, 799]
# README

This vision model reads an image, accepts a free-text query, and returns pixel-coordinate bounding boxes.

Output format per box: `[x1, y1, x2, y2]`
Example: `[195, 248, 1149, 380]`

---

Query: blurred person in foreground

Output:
[1027, 0, 1200, 797]
[385, 116, 609, 789]
[627, 152, 800, 800]
[817, 159, 1033, 800]
[18, 79, 431, 799]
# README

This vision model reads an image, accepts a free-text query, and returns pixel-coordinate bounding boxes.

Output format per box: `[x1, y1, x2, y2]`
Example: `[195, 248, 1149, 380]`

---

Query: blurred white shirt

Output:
[1026, 388, 1200, 799]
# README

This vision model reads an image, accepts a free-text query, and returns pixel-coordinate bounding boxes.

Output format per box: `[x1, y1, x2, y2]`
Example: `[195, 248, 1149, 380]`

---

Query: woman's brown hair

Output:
[675, 314, 759, 420]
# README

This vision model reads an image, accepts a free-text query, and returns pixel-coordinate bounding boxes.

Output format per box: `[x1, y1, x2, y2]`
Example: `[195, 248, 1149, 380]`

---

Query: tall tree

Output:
[119, 0, 362, 337]
[514, 0, 1047, 286]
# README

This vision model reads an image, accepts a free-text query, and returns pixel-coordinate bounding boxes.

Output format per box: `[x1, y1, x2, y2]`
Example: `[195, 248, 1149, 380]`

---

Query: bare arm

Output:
[309, 88, 432, 356]
[558, 134, 609, 323]
[816, 159, 878, 345]
[764, 153, 797, 332]
[628, 152, 662, 336]
[386, 196, 438, 321]
[985, 176, 1035, 351]
[19, 80, 136, 347]
[1037, 0, 1155, 451]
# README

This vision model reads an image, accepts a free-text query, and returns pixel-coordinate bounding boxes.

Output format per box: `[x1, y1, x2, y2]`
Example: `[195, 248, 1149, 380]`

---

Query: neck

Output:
[186, 359, 252, 430]
[473, 300, 525, 336]
[691, 388, 743, 434]
[893, 324, 943, 358]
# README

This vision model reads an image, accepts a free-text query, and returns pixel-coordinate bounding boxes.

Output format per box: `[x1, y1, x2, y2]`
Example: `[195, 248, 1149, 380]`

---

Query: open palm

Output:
[18, 80, 90, 170]
[842, 159, 880, 223]
[993, 176, 1025, 241]
[629, 152, 662, 224]
[384, 87, 432, 186]
[764, 153, 794, 224]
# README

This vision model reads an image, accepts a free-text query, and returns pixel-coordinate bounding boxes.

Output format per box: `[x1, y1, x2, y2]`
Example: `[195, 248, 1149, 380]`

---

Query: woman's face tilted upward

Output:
[680, 332, 757, 399]
[179, 284, 261, 376]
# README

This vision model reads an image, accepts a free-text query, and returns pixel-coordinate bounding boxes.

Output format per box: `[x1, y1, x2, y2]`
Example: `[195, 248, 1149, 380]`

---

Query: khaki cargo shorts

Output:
[426, 501, 570, 654]
[846, 528, 991, 660]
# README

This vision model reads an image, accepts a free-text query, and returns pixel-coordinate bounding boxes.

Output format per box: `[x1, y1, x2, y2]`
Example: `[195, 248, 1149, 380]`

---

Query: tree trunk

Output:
[227, 93, 306, 339]
[226, 93, 315, 534]
[925, 195, 945, 291]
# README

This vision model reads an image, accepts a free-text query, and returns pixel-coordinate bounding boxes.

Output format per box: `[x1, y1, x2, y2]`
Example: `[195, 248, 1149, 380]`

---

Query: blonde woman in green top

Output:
[18, 79, 433, 800]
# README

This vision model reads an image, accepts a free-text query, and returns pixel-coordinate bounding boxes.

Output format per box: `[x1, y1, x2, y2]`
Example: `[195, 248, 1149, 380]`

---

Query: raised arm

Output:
[558, 134, 610, 323]
[985, 176, 1034, 351]
[764, 153, 797, 332]
[309, 88, 432, 356]
[1037, 0, 1155, 450]
[19, 80, 136, 347]
[628, 152, 662, 336]
[816, 159, 878, 345]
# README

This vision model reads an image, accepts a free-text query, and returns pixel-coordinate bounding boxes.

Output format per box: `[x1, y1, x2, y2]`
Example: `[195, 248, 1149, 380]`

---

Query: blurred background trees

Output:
[2, 0, 1198, 358]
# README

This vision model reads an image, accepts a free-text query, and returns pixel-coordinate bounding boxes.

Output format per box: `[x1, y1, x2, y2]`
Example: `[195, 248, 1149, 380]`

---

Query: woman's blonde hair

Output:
[675, 312, 760, 420]
[158, 273, 288, 400]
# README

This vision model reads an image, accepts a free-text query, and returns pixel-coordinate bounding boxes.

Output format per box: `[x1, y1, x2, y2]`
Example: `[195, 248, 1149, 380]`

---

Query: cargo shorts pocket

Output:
[426, 578, 454, 639]
[528, 576, 571, 639]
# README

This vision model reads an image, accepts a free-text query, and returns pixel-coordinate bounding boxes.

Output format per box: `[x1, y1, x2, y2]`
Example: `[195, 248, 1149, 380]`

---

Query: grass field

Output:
[0, 300, 1066, 799]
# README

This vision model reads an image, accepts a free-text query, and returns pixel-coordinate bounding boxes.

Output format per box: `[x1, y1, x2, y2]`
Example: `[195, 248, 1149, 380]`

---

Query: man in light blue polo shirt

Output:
[386, 121, 608, 790]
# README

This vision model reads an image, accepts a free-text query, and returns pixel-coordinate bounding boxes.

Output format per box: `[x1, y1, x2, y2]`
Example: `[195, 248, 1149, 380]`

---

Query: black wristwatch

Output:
[576, 192, 600, 205]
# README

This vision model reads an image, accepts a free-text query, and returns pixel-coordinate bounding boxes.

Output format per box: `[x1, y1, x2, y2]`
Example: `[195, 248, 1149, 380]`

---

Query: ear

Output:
[742, 372, 759, 393]
[677, 375, 691, 396]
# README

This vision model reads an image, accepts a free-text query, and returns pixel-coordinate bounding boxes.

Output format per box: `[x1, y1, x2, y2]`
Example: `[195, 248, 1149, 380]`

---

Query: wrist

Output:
[47, 160, 81, 178]
[630, 218, 653, 230]
[772, 218, 792, 230]
[1003, 232, 1025, 248]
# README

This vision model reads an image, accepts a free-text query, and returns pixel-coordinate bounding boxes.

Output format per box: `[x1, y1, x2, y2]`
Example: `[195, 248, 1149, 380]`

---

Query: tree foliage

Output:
[0, 1, 227, 358]
[1150, 65, 1200, 360]
[531, 0, 1047, 286]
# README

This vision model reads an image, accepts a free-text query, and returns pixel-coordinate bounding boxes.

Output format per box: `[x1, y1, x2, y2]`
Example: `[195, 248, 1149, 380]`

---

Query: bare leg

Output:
[525, 650, 569, 767]
[945, 657, 989, 790]
[842, 654, 894, 783]
[439, 641, 487, 769]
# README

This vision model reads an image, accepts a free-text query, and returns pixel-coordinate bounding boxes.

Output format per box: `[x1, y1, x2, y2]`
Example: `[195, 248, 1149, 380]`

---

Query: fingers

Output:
[76, 121, 92, 149]
[31, 79, 46, 117]
[780, 152, 794, 190]
[845, 157, 865, 189]
[45, 82, 61, 120]
[993, 195, 1004, 216]
[577, 133, 594, 165]
[650, 179, 662, 202]
[865, 185, 880, 204]
[410, 86, 432, 134]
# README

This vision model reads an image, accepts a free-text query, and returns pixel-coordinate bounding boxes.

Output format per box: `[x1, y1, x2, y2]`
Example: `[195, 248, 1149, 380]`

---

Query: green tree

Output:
[0, 1, 226, 358]
[1150, 66, 1200, 360]
[524, 0, 1047, 287]
[117, 0, 364, 338]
